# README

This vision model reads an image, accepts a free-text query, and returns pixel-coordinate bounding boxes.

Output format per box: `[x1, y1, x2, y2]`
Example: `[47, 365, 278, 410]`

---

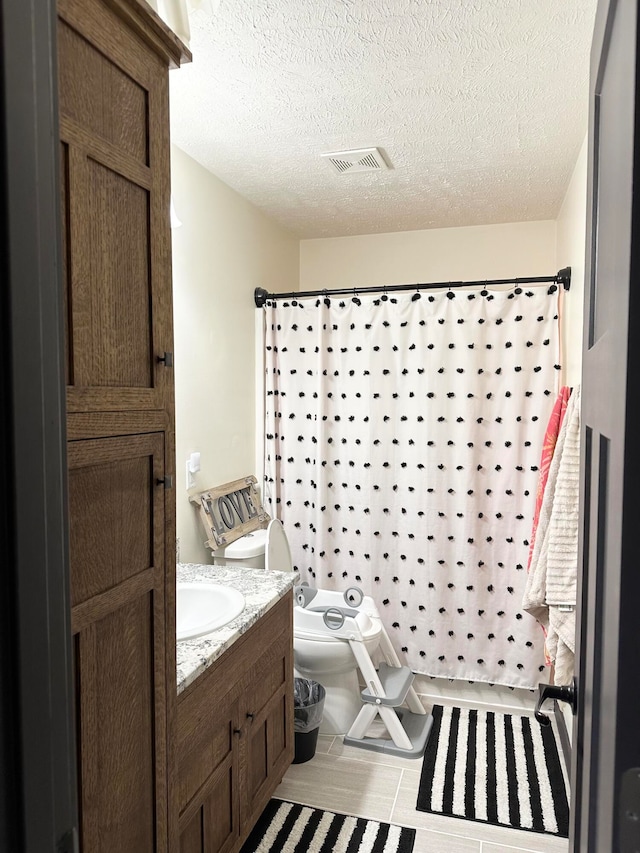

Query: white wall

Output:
[299, 209, 589, 390]
[171, 145, 299, 564]
[300, 220, 557, 291]
[556, 134, 588, 388]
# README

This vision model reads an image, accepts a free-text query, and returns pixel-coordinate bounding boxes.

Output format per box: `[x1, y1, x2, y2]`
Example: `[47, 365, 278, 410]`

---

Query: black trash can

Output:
[293, 678, 326, 764]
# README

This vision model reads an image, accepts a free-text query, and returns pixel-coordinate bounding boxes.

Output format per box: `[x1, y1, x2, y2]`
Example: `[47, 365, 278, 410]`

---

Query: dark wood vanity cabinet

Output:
[177, 593, 294, 853]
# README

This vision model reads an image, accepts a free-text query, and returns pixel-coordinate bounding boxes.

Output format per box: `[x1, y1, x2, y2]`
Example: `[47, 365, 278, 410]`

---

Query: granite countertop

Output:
[176, 563, 298, 694]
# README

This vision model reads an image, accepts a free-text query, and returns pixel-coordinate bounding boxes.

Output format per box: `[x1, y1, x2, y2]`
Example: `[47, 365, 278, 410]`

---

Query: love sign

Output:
[191, 475, 270, 550]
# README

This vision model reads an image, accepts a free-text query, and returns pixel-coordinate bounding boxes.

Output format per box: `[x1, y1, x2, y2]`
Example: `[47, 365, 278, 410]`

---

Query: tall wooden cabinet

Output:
[57, 1, 189, 850]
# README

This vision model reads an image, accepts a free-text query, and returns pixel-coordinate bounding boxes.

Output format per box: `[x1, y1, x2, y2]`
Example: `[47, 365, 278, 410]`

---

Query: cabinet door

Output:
[68, 432, 168, 853]
[58, 0, 173, 414]
[178, 688, 240, 853]
[241, 598, 294, 832]
[178, 762, 239, 853]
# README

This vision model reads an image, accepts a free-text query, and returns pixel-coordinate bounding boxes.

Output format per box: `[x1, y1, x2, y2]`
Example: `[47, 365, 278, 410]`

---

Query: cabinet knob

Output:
[246, 712, 254, 721]
[233, 728, 242, 737]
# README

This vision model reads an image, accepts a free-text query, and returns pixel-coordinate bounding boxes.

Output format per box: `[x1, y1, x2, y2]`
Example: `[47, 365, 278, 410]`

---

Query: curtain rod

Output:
[254, 266, 571, 308]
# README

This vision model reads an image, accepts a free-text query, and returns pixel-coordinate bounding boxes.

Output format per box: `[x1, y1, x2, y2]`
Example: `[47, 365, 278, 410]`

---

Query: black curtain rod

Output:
[254, 266, 571, 307]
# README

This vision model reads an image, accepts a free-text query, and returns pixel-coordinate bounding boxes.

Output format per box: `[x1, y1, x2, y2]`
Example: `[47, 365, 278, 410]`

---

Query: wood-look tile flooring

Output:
[274, 686, 569, 853]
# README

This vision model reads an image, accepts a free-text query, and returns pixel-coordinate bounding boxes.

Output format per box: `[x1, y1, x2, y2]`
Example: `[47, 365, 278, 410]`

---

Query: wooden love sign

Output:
[190, 475, 270, 550]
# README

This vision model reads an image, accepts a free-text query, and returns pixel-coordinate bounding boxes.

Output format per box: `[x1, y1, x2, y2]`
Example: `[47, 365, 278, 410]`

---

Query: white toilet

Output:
[212, 519, 383, 735]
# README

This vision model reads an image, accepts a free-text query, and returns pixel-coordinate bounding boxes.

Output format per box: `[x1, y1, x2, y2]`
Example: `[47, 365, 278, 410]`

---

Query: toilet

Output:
[212, 519, 383, 735]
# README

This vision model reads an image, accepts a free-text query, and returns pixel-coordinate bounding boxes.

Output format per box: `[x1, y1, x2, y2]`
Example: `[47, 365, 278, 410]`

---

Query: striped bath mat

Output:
[241, 799, 416, 853]
[417, 705, 569, 837]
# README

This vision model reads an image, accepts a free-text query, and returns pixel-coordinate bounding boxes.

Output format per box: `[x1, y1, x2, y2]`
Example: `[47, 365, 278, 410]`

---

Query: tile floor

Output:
[274, 683, 569, 853]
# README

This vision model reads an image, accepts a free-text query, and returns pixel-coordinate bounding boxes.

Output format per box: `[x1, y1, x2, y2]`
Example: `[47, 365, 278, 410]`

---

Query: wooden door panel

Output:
[86, 158, 151, 387]
[179, 811, 203, 853]
[247, 718, 268, 801]
[249, 641, 288, 721]
[178, 764, 238, 853]
[269, 694, 288, 770]
[63, 145, 157, 405]
[177, 698, 236, 816]
[58, 0, 173, 414]
[243, 691, 292, 832]
[68, 433, 164, 607]
[242, 598, 294, 831]
[75, 591, 163, 853]
[202, 765, 238, 853]
[177, 695, 240, 853]
[58, 19, 149, 164]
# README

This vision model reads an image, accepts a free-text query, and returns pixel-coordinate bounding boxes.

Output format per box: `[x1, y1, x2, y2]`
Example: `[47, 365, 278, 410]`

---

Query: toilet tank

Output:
[211, 529, 267, 569]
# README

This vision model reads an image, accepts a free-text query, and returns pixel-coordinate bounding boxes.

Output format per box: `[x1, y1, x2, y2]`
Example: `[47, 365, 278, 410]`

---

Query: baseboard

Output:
[412, 674, 536, 714]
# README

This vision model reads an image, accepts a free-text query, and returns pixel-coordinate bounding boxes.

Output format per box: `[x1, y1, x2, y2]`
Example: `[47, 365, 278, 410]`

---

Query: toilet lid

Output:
[265, 519, 293, 573]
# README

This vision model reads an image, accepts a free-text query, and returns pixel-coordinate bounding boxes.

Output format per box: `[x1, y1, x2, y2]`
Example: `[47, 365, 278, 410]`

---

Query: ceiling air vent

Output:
[321, 147, 390, 175]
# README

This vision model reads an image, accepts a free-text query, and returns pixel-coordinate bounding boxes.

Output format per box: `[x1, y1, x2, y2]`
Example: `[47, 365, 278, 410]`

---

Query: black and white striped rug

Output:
[417, 705, 569, 837]
[241, 799, 416, 853]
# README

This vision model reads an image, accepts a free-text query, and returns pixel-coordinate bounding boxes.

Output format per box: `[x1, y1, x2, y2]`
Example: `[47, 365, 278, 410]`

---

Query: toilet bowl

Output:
[211, 519, 383, 735]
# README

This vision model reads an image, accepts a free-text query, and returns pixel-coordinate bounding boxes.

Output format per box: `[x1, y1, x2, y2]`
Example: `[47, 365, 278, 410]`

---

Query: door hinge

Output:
[57, 828, 79, 853]
[621, 768, 640, 852]
[157, 351, 173, 367]
[157, 475, 173, 489]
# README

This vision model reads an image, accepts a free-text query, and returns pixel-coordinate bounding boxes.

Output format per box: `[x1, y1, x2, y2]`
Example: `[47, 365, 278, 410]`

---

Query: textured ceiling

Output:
[169, 0, 597, 238]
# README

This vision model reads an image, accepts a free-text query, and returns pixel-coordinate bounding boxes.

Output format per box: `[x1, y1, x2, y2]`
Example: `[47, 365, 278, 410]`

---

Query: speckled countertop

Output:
[176, 563, 298, 695]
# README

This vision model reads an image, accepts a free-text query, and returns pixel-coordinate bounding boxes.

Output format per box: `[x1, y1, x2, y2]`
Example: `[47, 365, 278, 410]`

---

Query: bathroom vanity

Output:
[176, 565, 296, 853]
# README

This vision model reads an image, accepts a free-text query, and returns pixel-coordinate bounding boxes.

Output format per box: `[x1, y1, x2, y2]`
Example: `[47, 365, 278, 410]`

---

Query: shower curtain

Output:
[263, 286, 560, 689]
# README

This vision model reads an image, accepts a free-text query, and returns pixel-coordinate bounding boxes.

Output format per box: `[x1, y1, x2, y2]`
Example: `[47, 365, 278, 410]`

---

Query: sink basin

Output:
[176, 583, 245, 641]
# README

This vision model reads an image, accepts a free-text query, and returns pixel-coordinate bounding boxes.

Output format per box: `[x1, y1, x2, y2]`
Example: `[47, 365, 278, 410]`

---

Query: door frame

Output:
[0, 1, 78, 851]
[570, 0, 640, 848]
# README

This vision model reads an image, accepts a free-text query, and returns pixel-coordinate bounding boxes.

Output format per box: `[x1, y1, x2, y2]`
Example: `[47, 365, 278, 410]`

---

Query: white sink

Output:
[176, 583, 245, 641]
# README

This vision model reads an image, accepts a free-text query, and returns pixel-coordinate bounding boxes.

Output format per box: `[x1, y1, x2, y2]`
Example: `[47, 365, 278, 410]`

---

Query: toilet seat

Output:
[294, 613, 382, 644]
[294, 589, 382, 645]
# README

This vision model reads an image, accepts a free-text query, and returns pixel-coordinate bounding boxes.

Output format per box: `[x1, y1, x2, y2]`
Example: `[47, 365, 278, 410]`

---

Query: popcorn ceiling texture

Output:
[170, 0, 596, 238]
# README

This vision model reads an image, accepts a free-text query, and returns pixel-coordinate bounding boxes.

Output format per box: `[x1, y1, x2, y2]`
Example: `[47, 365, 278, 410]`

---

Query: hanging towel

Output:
[545, 386, 581, 606]
[522, 386, 581, 685]
[527, 386, 572, 572]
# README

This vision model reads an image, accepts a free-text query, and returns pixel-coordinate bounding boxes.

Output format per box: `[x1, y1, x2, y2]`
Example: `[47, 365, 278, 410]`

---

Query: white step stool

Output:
[307, 599, 433, 758]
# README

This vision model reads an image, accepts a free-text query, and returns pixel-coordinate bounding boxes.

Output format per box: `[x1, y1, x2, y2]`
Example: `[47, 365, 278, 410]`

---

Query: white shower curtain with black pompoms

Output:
[263, 285, 560, 690]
